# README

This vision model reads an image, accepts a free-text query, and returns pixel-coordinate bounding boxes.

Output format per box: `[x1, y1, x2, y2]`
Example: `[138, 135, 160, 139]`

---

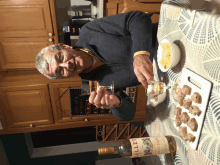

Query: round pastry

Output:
[182, 85, 192, 95]
[183, 98, 192, 110]
[180, 112, 190, 124]
[189, 106, 202, 116]
[177, 97, 184, 106]
[174, 107, 182, 116]
[191, 92, 202, 104]
[185, 133, 195, 142]
[187, 118, 198, 132]
[175, 116, 182, 127]
[179, 126, 187, 138]
[177, 88, 185, 98]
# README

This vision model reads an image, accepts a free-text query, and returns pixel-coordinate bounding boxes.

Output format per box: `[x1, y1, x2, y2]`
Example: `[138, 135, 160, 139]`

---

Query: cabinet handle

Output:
[30, 124, 34, 127]
[49, 33, 53, 36]
[85, 118, 89, 122]
[49, 38, 53, 42]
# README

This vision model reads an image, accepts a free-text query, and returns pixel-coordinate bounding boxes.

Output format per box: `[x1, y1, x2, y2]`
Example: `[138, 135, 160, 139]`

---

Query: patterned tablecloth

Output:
[144, 1, 220, 165]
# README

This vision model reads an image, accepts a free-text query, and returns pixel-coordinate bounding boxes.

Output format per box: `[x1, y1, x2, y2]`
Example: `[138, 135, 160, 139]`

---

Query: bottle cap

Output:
[98, 147, 115, 155]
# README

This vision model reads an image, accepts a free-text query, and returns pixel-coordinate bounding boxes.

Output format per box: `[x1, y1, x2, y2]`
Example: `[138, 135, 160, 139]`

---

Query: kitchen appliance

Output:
[63, 0, 104, 41]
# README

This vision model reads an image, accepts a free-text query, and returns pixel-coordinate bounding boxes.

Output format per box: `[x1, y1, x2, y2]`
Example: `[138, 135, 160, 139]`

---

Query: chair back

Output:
[121, 0, 162, 23]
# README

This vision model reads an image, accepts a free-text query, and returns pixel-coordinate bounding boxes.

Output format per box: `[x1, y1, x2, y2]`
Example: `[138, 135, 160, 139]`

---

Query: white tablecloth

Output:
[144, 1, 220, 165]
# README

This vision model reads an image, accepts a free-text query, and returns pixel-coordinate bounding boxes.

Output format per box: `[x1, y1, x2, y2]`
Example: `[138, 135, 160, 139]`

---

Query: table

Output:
[144, 1, 220, 165]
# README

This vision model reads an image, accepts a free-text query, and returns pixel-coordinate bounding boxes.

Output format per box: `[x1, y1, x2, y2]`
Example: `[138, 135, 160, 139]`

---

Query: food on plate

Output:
[177, 97, 184, 106]
[182, 85, 191, 95]
[185, 133, 195, 142]
[176, 88, 187, 106]
[179, 126, 187, 138]
[154, 95, 158, 101]
[183, 98, 192, 110]
[158, 82, 165, 94]
[180, 112, 190, 124]
[189, 106, 202, 116]
[191, 92, 202, 104]
[159, 43, 171, 69]
[177, 88, 185, 98]
[174, 107, 182, 116]
[149, 82, 164, 96]
[187, 118, 198, 132]
[175, 116, 182, 127]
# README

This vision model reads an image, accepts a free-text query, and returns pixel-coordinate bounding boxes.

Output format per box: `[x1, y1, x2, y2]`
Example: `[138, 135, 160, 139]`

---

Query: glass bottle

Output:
[98, 136, 176, 158]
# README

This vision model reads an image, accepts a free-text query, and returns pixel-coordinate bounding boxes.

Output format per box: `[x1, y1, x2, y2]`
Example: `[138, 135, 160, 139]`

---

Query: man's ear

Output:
[58, 43, 72, 49]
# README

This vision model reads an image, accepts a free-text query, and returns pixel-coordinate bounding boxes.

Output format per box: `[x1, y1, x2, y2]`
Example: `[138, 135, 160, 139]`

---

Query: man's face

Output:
[43, 44, 84, 78]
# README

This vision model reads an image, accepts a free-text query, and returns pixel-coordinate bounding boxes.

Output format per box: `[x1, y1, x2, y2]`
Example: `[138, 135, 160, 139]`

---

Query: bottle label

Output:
[128, 136, 169, 158]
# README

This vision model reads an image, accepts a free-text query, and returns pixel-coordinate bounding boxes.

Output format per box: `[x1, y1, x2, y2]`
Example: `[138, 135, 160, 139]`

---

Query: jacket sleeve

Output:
[80, 11, 153, 58]
[107, 89, 136, 122]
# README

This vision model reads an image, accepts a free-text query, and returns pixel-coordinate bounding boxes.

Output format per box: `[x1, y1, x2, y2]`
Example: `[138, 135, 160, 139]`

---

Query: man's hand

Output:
[89, 87, 120, 109]
[133, 54, 154, 89]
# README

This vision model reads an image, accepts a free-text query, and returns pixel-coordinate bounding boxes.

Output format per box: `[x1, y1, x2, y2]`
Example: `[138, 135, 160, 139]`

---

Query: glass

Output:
[81, 79, 114, 96]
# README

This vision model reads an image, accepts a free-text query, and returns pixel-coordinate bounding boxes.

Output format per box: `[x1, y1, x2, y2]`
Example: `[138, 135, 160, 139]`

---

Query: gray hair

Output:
[35, 44, 64, 79]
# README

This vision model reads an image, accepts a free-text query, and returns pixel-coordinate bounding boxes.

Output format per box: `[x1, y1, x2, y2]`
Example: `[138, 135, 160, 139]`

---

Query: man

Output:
[35, 11, 157, 121]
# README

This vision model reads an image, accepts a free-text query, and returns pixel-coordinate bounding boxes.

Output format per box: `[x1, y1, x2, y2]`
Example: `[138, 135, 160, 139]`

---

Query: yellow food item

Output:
[159, 43, 171, 69]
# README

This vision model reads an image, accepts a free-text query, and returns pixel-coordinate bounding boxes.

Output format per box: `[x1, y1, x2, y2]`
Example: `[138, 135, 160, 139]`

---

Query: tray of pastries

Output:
[173, 68, 212, 150]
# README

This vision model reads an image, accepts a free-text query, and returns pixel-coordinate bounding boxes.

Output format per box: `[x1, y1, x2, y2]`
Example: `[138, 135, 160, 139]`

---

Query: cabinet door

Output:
[0, 0, 53, 38]
[0, 84, 54, 128]
[49, 78, 115, 124]
[0, 38, 54, 70]
[106, 3, 118, 16]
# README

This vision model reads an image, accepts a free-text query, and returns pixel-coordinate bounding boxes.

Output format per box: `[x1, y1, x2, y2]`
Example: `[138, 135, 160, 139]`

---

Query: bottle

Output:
[98, 136, 176, 158]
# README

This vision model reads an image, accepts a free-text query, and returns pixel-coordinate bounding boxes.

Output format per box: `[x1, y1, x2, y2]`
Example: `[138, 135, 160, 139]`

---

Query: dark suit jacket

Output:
[75, 11, 157, 121]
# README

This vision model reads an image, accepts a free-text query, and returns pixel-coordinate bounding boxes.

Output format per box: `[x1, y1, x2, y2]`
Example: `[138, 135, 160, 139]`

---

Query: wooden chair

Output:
[121, 0, 162, 23]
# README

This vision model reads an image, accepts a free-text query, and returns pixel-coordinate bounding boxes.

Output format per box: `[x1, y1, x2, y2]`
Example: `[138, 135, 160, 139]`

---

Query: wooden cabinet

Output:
[50, 79, 146, 124]
[50, 80, 121, 125]
[0, 83, 54, 129]
[106, 0, 125, 16]
[0, 71, 146, 134]
[50, 80, 83, 123]
[0, 38, 54, 70]
[0, 0, 58, 70]
[106, 0, 161, 23]
[0, 0, 53, 38]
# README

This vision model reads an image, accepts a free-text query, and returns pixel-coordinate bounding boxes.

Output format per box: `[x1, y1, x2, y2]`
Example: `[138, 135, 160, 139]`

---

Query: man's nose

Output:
[59, 61, 71, 69]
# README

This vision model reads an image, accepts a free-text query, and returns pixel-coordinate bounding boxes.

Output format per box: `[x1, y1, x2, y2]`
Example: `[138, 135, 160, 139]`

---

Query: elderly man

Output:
[35, 11, 158, 121]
